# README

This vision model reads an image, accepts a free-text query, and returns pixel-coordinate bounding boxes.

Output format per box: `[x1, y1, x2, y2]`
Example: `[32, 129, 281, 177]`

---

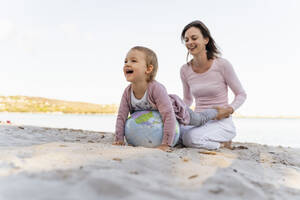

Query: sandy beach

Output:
[0, 125, 300, 200]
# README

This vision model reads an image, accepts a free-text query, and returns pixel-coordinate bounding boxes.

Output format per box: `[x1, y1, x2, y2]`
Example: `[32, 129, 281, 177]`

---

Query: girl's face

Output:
[184, 27, 209, 56]
[123, 50, 150, 83]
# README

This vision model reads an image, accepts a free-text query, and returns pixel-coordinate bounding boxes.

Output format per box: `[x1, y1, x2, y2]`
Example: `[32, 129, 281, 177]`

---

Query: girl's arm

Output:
[114, 88, 130, 143]
[151, 83, 177, 147]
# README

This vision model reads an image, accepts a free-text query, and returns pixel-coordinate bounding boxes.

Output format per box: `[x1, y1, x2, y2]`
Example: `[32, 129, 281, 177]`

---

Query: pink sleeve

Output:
[222, 60, 247, 111]
[151, 84, 177, 146]
[180, 66, 193, 107]
[115, 89, 130, 142]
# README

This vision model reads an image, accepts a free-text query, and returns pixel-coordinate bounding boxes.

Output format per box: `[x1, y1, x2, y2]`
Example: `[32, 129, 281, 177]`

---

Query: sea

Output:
[0, 112, 299, 148]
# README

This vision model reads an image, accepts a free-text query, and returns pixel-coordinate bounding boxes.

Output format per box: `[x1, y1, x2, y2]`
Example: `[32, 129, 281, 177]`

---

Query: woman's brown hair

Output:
[181, 20, 220, 60]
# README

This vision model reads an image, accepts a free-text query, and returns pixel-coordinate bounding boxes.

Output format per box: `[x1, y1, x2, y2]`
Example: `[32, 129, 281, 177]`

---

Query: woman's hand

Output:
[214, 106, 234, 120]
[113, 141, 125, 145]
[156, 144, 172, 152]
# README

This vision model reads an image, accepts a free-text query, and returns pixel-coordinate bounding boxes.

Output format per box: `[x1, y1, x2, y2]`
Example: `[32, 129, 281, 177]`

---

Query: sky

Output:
[0, 0, 300, 117]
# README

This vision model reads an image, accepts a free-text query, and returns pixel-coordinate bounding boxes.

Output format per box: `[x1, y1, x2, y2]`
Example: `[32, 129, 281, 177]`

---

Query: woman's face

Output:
[184, 27, 209, 56]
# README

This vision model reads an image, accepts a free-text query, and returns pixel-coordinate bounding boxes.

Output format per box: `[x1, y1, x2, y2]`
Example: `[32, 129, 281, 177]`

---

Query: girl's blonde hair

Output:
[130, 46, 158, 82]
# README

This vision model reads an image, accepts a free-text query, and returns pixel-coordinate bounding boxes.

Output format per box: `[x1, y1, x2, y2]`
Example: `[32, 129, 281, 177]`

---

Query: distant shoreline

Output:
[232, 115, 300, 119]
[0, 111, 117, 115]
[1, 111, 300, 119]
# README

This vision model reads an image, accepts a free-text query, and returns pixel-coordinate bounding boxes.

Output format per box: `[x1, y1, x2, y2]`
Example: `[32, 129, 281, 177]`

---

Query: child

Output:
[113, 46, 225, 151]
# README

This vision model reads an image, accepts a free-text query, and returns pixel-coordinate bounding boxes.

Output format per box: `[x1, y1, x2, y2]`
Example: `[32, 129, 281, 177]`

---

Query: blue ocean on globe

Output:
[125, 110, 180, 147]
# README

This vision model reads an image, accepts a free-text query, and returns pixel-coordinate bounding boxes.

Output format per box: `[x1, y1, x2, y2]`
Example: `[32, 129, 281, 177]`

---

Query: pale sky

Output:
[0, 0, 300, 116]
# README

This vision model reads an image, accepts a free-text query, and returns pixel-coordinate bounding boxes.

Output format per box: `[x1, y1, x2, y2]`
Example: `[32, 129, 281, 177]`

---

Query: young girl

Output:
[113, 46, 226, 151]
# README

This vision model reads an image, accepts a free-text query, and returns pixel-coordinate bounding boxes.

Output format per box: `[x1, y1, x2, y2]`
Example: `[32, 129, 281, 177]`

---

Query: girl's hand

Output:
[214, 106, 234, 120]
[113, 141, 125, 145]
[156, 144, 172, 152]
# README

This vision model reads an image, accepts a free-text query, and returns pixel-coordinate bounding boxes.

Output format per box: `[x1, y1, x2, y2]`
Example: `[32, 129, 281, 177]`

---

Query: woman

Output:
[180, 20, 247, 150]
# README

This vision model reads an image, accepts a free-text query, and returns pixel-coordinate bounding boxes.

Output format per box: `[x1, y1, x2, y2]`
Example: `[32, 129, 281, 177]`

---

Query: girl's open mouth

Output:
[126, 69, 134, 74]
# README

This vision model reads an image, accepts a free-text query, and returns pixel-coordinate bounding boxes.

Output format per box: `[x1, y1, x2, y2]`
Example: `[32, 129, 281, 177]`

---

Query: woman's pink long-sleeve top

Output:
[115, 80, 189, 146]
[180, 57, 247, 113]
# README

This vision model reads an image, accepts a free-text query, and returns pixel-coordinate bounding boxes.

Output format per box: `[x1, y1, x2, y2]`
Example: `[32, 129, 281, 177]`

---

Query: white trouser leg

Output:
[180, 117, 236, 150]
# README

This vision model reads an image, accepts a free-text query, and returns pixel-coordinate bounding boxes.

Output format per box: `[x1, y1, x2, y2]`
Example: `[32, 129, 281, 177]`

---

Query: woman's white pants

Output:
[180, 117, 236, 150]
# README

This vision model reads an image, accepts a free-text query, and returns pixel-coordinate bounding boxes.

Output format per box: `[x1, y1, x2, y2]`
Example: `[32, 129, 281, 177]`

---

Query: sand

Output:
[0, 125, 300, 200]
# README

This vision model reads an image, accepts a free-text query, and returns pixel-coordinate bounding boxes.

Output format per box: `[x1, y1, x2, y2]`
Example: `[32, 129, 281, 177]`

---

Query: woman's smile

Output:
[188, 45, 197, 51]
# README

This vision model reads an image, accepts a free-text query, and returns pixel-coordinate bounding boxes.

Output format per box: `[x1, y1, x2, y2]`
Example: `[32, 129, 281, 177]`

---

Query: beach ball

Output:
[125, 110, 180, 147]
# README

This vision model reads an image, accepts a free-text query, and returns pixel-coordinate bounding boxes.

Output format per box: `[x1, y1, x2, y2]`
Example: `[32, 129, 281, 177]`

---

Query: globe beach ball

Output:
[125, 110, 180, 147]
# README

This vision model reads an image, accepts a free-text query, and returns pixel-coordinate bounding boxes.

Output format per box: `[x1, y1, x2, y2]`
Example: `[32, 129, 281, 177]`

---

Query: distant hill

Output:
[1, 96, 299, 118]
[0, 96, 117, 114]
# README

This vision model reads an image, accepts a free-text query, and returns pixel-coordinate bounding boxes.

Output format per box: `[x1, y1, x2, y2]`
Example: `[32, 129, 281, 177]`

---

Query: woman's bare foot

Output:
[220, 141, 233, 150]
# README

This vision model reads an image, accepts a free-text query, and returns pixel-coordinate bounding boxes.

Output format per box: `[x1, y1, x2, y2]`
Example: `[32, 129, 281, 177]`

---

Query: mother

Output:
[180, 20, 247, 150]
